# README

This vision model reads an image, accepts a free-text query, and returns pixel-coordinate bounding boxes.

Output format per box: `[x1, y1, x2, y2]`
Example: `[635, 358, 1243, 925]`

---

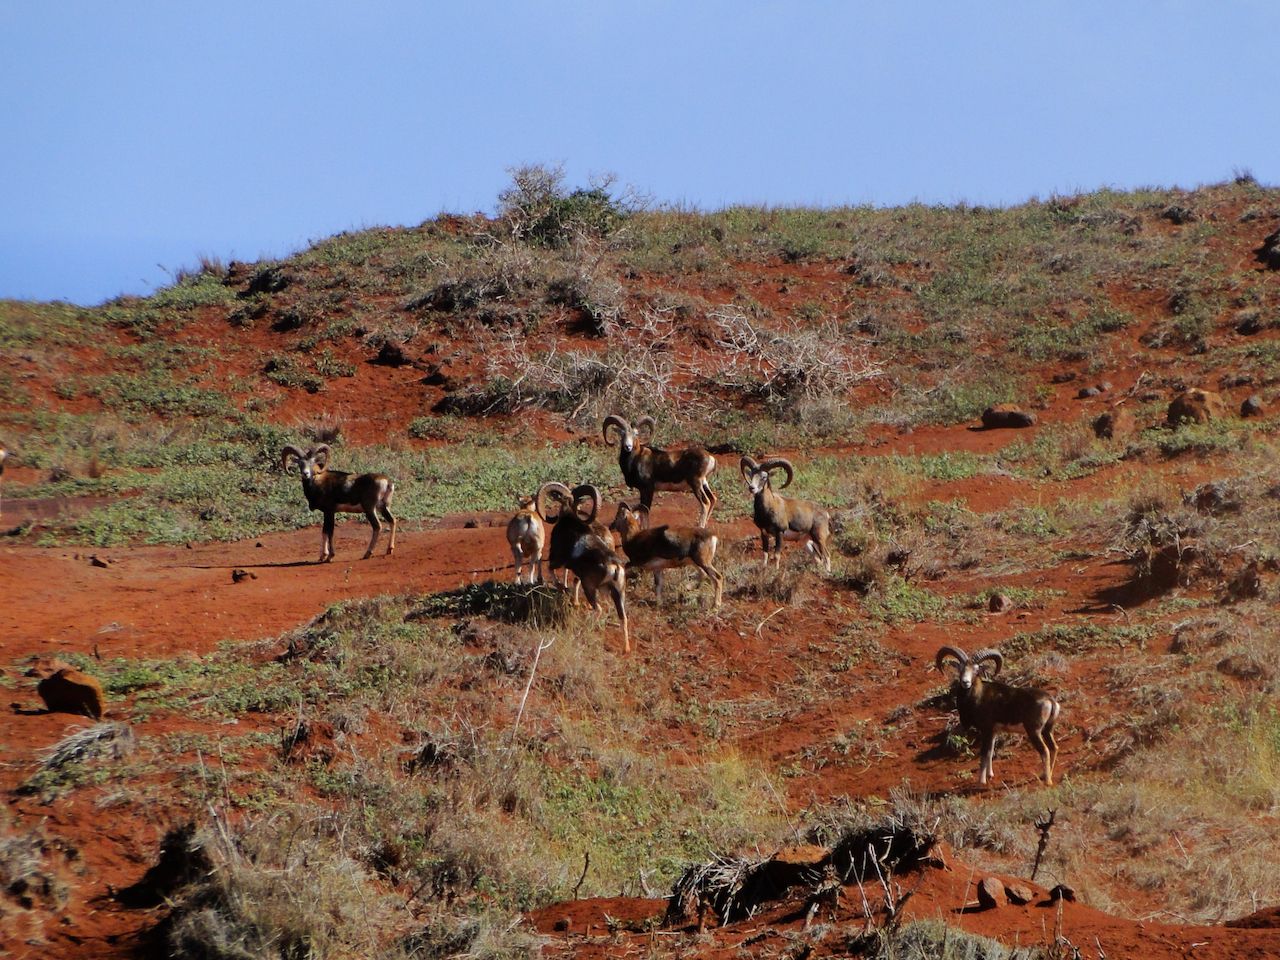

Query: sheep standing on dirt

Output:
[507, 495, 545, 584]
[280, 443, 396, 563]
[608, 502, 723, 608]
[740, 456, 832, 570]
[537, 482, 629, 652]
[602, 414, 718, 527]
[935, 646, 1061, 787]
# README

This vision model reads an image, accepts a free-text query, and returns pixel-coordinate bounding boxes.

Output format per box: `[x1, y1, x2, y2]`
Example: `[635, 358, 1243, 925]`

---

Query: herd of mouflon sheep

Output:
[7, 416, 1062, 788]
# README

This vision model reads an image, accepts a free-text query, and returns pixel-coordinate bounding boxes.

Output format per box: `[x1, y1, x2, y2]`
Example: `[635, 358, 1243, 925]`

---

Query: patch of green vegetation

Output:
[0, 300, 104, 347]
[1002, 622, 1153, 657]
[263, 353, 324, 392]
[862, 574, 949, 624]
[1011, 307, 1133, 362]
[86, 372, 234, 420]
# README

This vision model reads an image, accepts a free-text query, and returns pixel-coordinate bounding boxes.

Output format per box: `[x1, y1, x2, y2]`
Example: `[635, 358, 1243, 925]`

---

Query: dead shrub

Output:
[709, 305, 882, 408]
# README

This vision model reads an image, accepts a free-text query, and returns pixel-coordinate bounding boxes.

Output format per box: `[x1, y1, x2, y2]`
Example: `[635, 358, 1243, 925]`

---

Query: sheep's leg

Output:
[1043, 709, 1060, 785]
[759, 531, 771, 568]
[321, 512, 336, 562]
[582, 572, 630, 654]
[772, 532, 783, 567]
[697, 561, 724, 608]
[380, 505, 396, 555]
[609, 576, 629, 654]
[978, 730, 997, 785]
[1026, 723, 1053, 786]
[511, 545, 525, 583]
[701, 481, 717, 528]
[653, 569, 664, 605]
[533, 552, 543, 584]
[363, 508, 382, 559]
[639, 488, 655, 528]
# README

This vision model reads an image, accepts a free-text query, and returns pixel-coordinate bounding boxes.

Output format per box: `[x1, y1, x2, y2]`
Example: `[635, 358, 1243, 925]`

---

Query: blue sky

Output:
[2, 2, 1275, 305]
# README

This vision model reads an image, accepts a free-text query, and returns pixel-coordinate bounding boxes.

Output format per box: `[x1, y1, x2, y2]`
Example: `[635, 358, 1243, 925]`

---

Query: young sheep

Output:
[280, 443, 396, 563]
[609, 503, 723, 608]
[602, 414, 717, 527]
[740, 456, 832, 571]
[935, 645, 1061, 786]
[506, 495, 545, 584]
[536, 481, 630, 653]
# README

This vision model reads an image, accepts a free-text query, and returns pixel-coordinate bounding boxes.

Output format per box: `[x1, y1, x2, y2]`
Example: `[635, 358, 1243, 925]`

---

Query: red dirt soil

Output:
[4, 207, 1280, 956]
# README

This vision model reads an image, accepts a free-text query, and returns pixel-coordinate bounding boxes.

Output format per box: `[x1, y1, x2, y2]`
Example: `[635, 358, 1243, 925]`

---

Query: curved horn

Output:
[571, 484, 603, 523]
[309, 443, 332, 468]
[739, 456, 760, 480]
[536, 481, 573, 521]
[602, 415, 630, 445]
[280, 445, 306, 471]
[761, 458, 794, 488]
[972, 649, 1003, 678]
[636, 415, 656, 442]
[935, 645, 968, 675]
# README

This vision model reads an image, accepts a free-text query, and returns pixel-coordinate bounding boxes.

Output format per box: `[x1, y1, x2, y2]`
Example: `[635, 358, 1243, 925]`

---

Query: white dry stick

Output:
[509, 636, 556, 746]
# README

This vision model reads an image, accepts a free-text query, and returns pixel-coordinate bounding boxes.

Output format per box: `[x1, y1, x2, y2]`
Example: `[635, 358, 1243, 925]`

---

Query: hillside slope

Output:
[2, 177, 1279, 958]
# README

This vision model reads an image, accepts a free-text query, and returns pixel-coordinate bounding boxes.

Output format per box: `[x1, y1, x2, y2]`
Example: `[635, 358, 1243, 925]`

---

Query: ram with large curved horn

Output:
[935, 645, 1061, 786]
[602, 414, 717, 527]
[537, 481, 630, 653]
[740, 455, 831, 570]
[280, 443, 396, 563]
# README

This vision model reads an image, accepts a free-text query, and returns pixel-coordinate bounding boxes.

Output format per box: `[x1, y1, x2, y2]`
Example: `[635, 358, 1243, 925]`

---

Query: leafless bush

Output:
[546, 263, 626, 336]
[479, 311, 690, 423]
[709, 305, 881, 406]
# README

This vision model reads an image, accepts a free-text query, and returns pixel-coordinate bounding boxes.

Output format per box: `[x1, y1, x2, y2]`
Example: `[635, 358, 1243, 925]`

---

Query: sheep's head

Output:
[603, 415, 637, 453]
[936, 646, 1003, 691]
[281, 444, 331, 482]
[609, 502, 647, 538]
[740, 456, 793, 495]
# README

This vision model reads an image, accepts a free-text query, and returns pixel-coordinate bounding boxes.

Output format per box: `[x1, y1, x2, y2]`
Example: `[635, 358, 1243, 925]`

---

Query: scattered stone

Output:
[1235, 312, 1265, 336]
[1188, 480, 1243, 515]
[1241, 395, 1265, 418]
[231, 568, 257, 583]
[1092, 408, 1135, 440]
[256, 541, 264, 548]
[1161, 205, 1196, 225]
[1217, 653, 1270, 683]
[1225, 561, 1264, 602]
[421, 364, 454, 388]
[981, 405, 1037, 429]
[1167, 388, 1225, 427]
[1006, 883, 1035, 906]
[464, 519, 479, 529]
[374, 342, 413, 367]
[244, 265, 292, 296]
[1098, 381, 1113, 392]
[988, 592, 1013, 613]
[885, 548, 912, 569]
[1049, 883, 1076, 903]
[88, 555, 109, 568]
[1220, 372, 1254, 389]
[1051, 371, 1078, 384]
[553, 917, 571, 932]
[1076, 386, 1101, 399]
[977, 876, 1006, 910]
[26, 659, 106, 719]
[1256, 228, 1280, 270]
